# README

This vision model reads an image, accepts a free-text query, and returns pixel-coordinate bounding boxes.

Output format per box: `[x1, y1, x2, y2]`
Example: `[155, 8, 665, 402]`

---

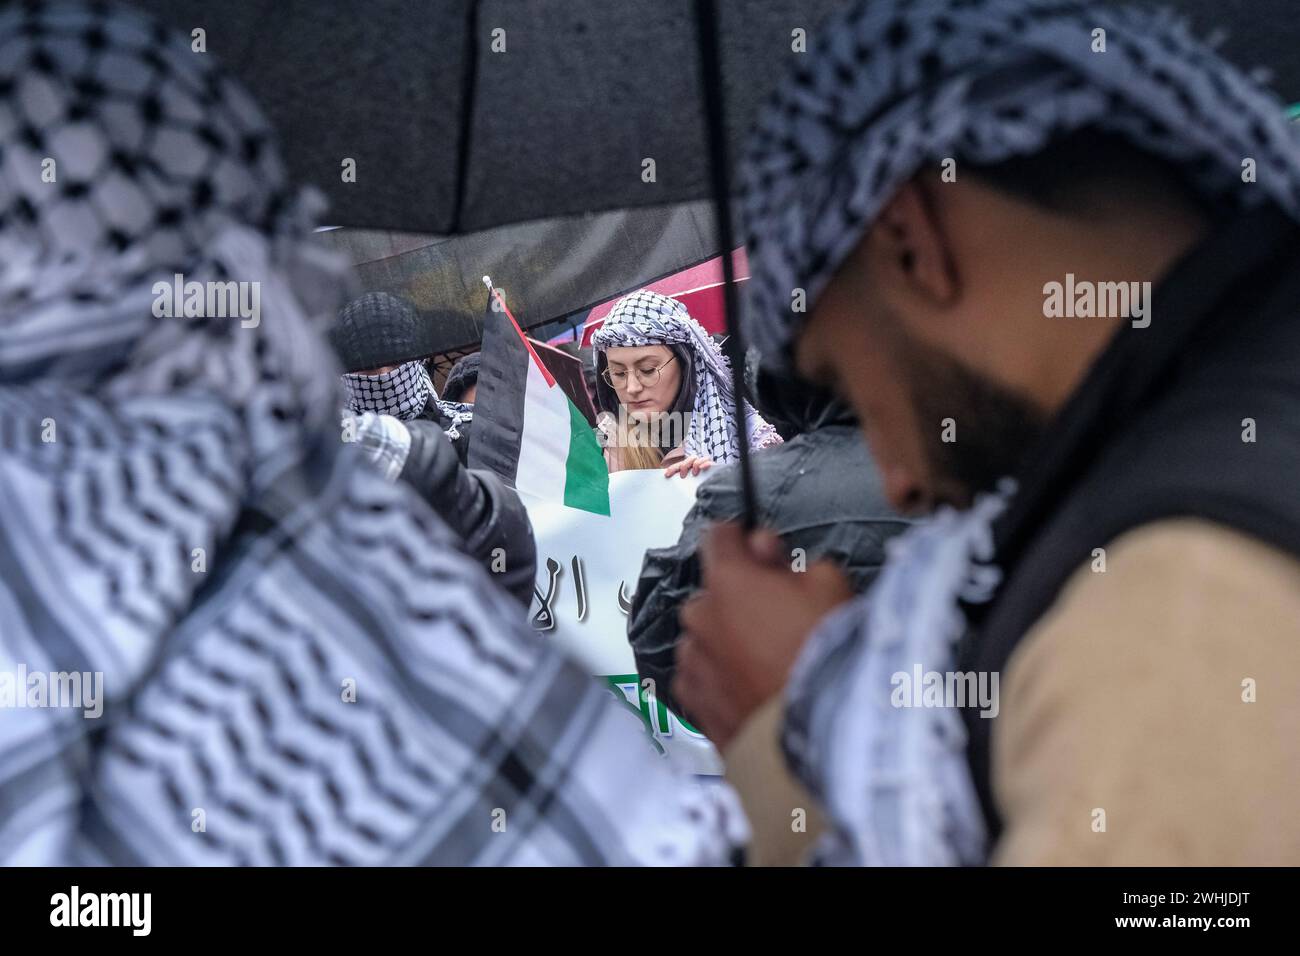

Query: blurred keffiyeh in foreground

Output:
[0, 0, 743, 866]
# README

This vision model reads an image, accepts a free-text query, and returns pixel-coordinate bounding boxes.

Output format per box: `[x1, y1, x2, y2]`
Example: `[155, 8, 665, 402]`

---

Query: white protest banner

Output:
[520, 469, 722, 775]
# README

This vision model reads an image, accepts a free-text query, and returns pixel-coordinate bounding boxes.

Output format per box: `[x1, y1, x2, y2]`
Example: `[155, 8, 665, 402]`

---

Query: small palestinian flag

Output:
[470, 278, 610, 515]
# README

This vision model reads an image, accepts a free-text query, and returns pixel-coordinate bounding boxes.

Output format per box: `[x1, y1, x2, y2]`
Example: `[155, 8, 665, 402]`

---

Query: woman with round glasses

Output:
[591, 290, 781, 475]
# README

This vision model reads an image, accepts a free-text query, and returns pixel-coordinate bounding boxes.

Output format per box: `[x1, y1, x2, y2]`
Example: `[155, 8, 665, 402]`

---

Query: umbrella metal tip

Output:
[481, 275, 493, 288]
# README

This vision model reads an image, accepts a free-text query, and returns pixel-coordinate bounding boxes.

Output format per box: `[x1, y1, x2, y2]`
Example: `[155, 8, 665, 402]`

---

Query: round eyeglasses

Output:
[601, 354, 675, 389]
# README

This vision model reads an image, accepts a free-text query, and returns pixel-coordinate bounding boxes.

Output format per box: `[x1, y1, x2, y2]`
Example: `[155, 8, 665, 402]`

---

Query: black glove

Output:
[400, 419, 537, 606]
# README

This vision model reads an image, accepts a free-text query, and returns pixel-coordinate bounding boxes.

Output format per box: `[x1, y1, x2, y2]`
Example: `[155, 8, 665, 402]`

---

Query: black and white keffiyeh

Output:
[0, 1, 744, 866]
[740, 0, 1300, 368]
[341, 362, 473, 445]
[435, 399, 474, 442]
[341, 360, 435, 421]
[782, 488, 1012, 866]
[591, 290, 781, 463]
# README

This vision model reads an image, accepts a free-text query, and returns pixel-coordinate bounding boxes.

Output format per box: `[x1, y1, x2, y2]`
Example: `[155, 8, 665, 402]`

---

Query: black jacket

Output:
[627, 368, 907, 718]
[400, 419, 536, 606]
[958, 207, 1300, 837]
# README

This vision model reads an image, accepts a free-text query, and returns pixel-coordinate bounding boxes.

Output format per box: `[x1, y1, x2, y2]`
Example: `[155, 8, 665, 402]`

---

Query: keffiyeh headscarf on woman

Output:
[591, 290, 780, 463]
[0, 1, 742, 866]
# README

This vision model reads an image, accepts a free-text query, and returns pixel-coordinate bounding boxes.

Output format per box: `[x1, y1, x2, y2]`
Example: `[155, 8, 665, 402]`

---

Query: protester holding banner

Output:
[591, 290, 782, 476]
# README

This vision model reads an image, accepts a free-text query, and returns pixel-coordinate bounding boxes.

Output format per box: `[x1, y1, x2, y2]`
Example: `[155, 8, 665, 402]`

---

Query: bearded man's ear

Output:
[870, 179, 959, 307]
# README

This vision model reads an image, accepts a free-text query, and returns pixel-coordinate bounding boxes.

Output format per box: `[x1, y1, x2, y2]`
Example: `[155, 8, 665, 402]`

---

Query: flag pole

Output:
[484, 275, 524, 328]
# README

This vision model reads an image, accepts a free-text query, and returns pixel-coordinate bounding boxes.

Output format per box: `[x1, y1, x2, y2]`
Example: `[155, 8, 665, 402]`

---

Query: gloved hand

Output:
[400, 418, 537, 606]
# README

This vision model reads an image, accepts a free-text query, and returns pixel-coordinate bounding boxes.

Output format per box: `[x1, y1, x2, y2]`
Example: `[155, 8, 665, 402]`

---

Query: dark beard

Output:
[896, 328, 1049, 506]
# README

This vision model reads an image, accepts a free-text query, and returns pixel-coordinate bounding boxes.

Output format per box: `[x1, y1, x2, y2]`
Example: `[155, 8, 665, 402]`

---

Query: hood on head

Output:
[441, 351, 481, 402]
[329, 291, 436, 373]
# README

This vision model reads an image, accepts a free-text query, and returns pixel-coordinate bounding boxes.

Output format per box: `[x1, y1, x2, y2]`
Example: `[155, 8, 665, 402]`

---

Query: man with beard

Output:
[675, 0, 1300, 865]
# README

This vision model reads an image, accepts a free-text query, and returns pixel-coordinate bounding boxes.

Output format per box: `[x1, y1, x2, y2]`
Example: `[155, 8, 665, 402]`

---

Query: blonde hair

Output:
[620, 409, 666, 470]
[599, 410, 665, 471]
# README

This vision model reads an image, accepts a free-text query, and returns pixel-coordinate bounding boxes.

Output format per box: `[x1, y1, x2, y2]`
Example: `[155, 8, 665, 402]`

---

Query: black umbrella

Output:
[1166, 0, 1300, 107]
[122, 0, 1300, 236]
[129, 0, 845, 233]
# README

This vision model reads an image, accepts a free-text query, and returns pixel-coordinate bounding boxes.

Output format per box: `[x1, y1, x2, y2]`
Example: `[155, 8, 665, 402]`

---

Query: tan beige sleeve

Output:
[723, 695, 825, 866]
[993, 519, 1300, 865]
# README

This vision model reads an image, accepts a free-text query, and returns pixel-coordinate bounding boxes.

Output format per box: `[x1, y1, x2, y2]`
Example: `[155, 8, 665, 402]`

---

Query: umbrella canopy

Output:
[316, 200, 732, 359]
[129, 0, 1300, 236]
[129, 0, 844, 233]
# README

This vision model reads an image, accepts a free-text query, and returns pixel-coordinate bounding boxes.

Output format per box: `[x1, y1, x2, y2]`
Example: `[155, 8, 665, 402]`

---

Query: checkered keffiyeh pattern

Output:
[435, 399, 474, 441]
[739, 0, 1300, 369]
[591, 290, 780, 463]
[0, 1, 745, 866]
[341, 360, 435, 421]
[782, 490, 1011, 866]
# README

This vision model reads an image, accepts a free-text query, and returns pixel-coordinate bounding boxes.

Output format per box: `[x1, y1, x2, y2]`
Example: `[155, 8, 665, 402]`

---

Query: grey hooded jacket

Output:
[626, 365, 907, 718]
